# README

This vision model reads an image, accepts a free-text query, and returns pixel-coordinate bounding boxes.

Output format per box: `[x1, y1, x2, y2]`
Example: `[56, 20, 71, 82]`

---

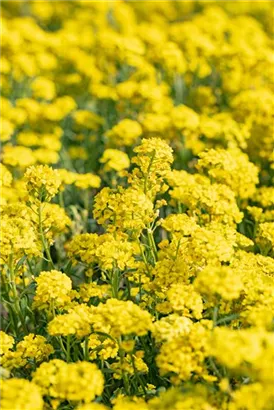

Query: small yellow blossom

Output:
[194, 265, 244, 301]
[106, 119, 142, 147]
[33, 360, 104, 404]
[24, 165, 61, 202]
[100, 149, 130, 173]
[0, 164, 12, 188]
[1, 379, 43, 410]
[33, 270, 72, 311]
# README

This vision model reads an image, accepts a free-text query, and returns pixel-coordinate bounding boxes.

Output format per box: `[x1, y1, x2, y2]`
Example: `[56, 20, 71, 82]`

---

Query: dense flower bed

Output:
[1, 1, 274, 409]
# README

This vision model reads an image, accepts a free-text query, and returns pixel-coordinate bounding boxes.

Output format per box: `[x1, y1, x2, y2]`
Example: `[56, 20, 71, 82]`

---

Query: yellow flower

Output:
[2, 145, 36, 168]
[0, 164, 12, 188]
[156, 322, 211, 381]
[106, 119, 142, 147]
[148, 386, 216, 410]
[73, 173, 101, 189]
[197, 148, 259, 199]
[67, 232, 137, 270]
[33, 270, 72, 311]
[168, 171, 243, 226]
[93, 187, 155, 236]
[52, 361, 104, 402]
[16, 334, 53, 363]
[24, 165, 61, 202]
[48, 304, 94, 338]
[166, 284, 203, 319]
[31, 76, 56, 100]
[37, 203, 72, 244]
[91, 299, 153, 338]
[87, 334, 119, 360]
[255, 222, 274, 253]
[111, 350, 148, 379]
[33, 360, 104, 403]
[229, 382, 274, 410]
[132, 137, 173, 179]
[0, 331, 14, 355]
[78, 283, 110, 302]
[33, 148, 59, 165]
[210, 327, 274, 382]
[0, 118, 15, 142]
[152, 314, 193, 343]
[100, 149, 130, 173]
[194, 265, 244, 301]
[254, 187, 274, 208]
[1, 379, 43, 410]
[0, 213, 41, 264]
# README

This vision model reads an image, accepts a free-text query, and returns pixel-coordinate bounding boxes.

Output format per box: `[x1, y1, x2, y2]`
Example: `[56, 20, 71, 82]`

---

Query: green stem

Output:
[59, 336, 67, 358]
[209, 357, 222, 379]
[2, 280, 19, 338]
[130, 354, 147, 395]
[216, 313, 239, 326]
[38, 203, 55, 269]
[111, 267, 120, 299]
[84, 336, 89, 361]
[117, 337, 131, 395]
[212, 305, 219, 329]
[147, 228, 157, 264]
[66, 335, 71, 362]
[126, 277, 131, 299]
[119, 352, 130, 395]
[8, 256, 29, 334]
[83, 190, 90, 232]
[59, 190, 65, 209]
[139, 241, 152, 279]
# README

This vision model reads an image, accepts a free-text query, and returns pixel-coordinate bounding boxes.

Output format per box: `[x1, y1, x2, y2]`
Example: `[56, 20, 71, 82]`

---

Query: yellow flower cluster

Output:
[156, 321, 211, 381]
[88, 334, 119, 361]
[91, 299, 153, 338]
[1, 378, 43, 410]
[1, 333, 53, 371]
[67, 232, 137, 270]
[1, 2, 274, 410]
[48, 304, 94, 338]
[197, 148, 259, 199]
[194, 265, 244, 301]
[32, 360, 104, 406]
[0, 164, 12, 191]
[210, 327, 274, 382]
[100, 149, 130, 174]
[93, 187, 155, 236]
[24, 164, 61, 202]
[33, 270, 72, 311]
[106, 119, 142, 147]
